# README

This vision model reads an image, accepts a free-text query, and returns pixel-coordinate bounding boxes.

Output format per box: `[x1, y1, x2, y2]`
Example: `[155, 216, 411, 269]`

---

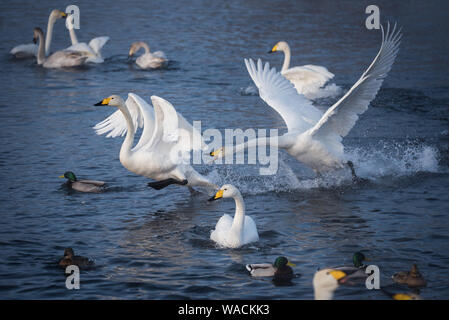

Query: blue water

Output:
[0, 0, 448, 299]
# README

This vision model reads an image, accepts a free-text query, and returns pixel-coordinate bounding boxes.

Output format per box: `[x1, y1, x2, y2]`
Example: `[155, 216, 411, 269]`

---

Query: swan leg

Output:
[347, 161, 357, 180]
[147, 178, 188, 190]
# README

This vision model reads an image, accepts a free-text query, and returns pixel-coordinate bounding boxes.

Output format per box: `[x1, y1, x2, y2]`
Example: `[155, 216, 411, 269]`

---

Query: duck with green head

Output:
[246, 256, 296, 281]
[59, 171, 106, 193]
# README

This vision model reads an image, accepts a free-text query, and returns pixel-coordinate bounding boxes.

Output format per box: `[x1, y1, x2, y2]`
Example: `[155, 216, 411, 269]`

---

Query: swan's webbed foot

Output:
[148, 178, 188, 190]
[347, 161, 357, 181]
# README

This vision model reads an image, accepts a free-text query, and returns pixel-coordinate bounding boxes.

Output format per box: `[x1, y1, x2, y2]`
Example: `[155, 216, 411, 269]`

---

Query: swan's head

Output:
[33, 27, 44, 43]
[208, 184, 240, 201]
[209, 147, 225, 159]
[268, 41, 289, 54]
[94, 95, 125, 108]
[59, 171, 77, 182]
[313, 269, 347, 299]
[273, 256, 296, 268]
[50, 9, 67, 20]
[128, 42, 147, 57]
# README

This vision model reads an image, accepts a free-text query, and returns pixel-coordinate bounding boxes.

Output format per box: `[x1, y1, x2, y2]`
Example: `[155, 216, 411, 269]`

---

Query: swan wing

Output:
[93, 93, 149, 138]
[152, 51, 167, 59]
[245, 58, 322, 133]
[65, 42, 95, 55]
[88, 36, 109, 55]
[309, 23, 401, 141]
[283, 65, 334, 89]
[243, 215, 259, 244]
[43, 50, 88, 68]
[10, 43, 38, 57]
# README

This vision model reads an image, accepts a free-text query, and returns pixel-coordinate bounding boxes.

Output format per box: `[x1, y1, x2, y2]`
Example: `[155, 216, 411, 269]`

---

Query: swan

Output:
[59, 171, 106, 193]
[268, 41, 341, 100]
[313, 269, 348, 300]
[208, 184, 259, 248]
[10, 9, 67, 58]
[128, 42, 168, 69]
[94, 94, 217, 191]
[246, 256, 295, 281]
[211, 23, 401, 179]
[64, 14, 109, 63]
[33, 27, 89, 68]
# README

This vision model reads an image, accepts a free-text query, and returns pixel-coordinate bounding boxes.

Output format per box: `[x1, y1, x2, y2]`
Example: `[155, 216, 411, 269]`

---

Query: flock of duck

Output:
[13, 9, 422, 299]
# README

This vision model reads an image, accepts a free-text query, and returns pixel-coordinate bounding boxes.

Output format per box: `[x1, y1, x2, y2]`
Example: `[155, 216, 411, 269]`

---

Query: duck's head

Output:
[353, 251, 369, 268]
[50, 9, 67, 21]
[94, 95, 125, 108]
[59, 171, 77, 182]
[268, 41, 289, 54]
[273, 256, 295, 268]
[208, 184, 240, 201]
[410, 264, 421, 276]
[313, 269, 348, 296]
[64, 248, 74, 259]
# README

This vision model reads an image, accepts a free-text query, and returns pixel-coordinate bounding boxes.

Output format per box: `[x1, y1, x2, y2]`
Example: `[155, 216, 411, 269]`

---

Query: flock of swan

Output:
[13, 9, 406, 299]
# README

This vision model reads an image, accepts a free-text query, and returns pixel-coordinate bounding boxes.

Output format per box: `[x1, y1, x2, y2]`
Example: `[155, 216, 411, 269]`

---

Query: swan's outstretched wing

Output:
[88, 36, 109, 55]
[245, 58, 322, 133]
[145, 96, 179, 150]
[309, 23, 401, 141]
[93, 93, 149, 138]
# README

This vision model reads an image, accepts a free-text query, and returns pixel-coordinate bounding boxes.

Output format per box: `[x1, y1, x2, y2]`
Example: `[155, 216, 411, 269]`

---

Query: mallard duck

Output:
[313, 269, 349, 300]
[58, 248, 94, 268]
[392, 264, 427, 287]
[59, 171, 106, 193]
[246, 256, 295, 281]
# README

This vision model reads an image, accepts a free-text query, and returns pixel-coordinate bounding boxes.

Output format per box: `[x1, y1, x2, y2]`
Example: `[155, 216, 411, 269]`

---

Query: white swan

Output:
[33, 28, 89, 68]
[94, 94, 217, 191]
[268, 41, 342, 100]
[64, 14, 109, 63]
[208, 184, 259, 248]
[10, 9, 67, 58]
[313, 269, 348, 300]
[128, 42, 168, 69]
[211, 23, 401, 178]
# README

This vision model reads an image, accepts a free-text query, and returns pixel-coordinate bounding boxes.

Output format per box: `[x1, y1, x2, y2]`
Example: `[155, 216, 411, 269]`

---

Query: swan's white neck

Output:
[36, 32, 46, 65]
[231, 192, 245, 238]
[280, 44, 291, 72]
[45, 14, 57, 55]
[117, 103, 135, 164]
[66, 15, 79, 44]
[314, 287, 335, 300]
[137, 42, 150, 54]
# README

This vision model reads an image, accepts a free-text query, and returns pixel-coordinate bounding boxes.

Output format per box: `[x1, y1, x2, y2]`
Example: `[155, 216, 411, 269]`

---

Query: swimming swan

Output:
[33, 27, 89, 68]
[269, 41, 341, 100]
[208, 184, 259, 248]
[94, 94, 217, 191]
[211, 23, 401, 179]
[128, 42, 168, 69]
[10, 9, 67, 58]
[64, 14, 109, 63]
[313, 269, 348, 300]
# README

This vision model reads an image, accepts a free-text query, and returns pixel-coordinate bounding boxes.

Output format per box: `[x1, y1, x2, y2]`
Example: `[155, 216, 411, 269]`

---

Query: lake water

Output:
[0, 0, 448, 299]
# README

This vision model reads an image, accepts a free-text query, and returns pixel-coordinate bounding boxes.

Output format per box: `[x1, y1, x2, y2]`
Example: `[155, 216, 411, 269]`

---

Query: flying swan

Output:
[128, 42, 168, 69]
[208, 184, 259, 248]
[10, 9, 67, 58]
[64, 14, 109, 63]
[211, 23, 401, 179]
[269, 41, 341, 100]
[94, 94, 217, 191]
[33, 27, 89, 68]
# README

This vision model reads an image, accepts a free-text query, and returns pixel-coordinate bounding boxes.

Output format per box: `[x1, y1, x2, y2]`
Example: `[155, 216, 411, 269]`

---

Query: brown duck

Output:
[58, 248, 94, 268]
[392, 264, 427, 287]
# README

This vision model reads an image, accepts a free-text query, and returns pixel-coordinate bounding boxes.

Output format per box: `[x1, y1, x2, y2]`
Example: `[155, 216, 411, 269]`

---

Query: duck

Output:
[333, 251, 369, 272]
[211, 23, 401, 180]
[246, 256, 295, 281]
[208, 184, 259, 248]
[268, 41, 341, 100]
[33, 27, 89, 68]
[381, 288, 422, 300]
[10, 9, 67, 58]
[59, 171, 106, 193]
[313, 269, 349, 300]
[94, 94, 217, 192]
[58, 248, 94, 268]
[392, 264, 427, 287]
[128, 41, 168, 69]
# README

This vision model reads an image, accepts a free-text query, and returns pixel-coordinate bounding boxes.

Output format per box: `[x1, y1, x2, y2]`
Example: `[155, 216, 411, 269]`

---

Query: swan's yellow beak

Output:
[287, 262, 296, 267]
[208, 189, 223, 201]
[330, 270, 346, 281]
[128, 49, 134, 57]
[268, 44, 278, 53]
[94, 97, 111, 106]
[60, 11, 67, 18]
